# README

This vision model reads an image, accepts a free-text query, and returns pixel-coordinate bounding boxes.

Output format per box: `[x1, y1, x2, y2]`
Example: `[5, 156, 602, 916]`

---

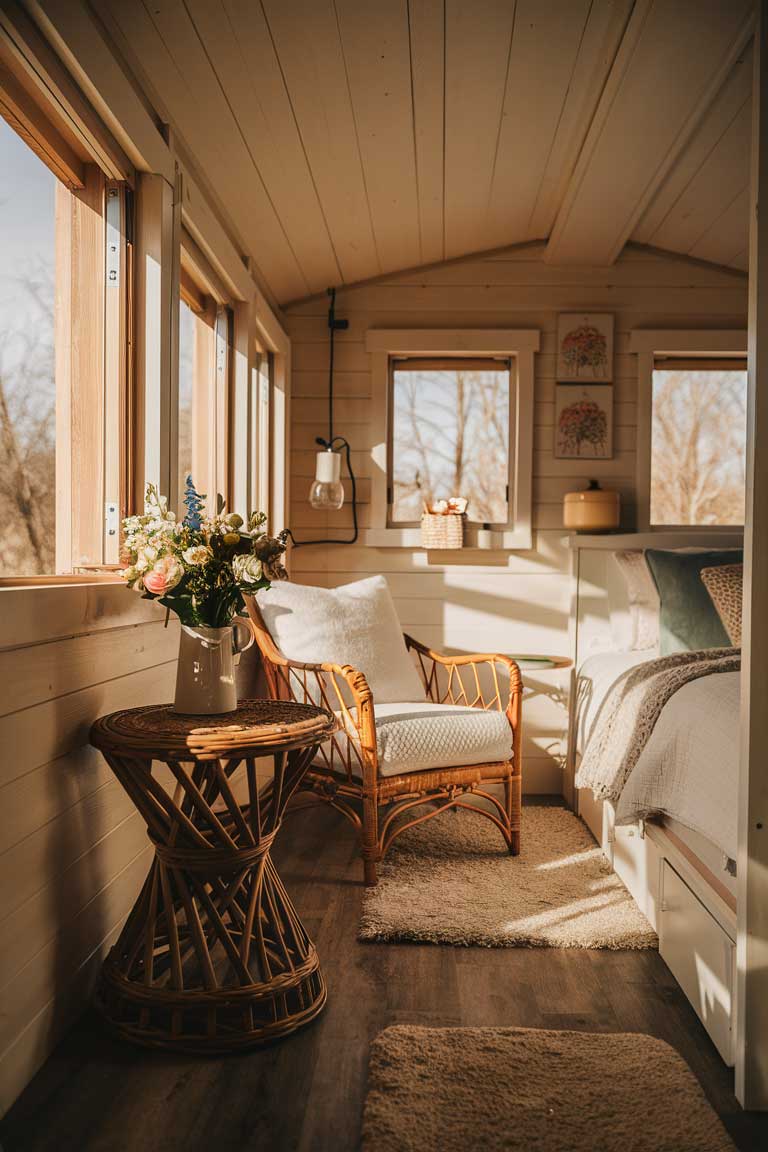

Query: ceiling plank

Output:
[633, 41, 753, 245]
[645, 98, 751, 257]
[408, 0, 445, 267]
[485, 0, 593, 249]
[690, 185, 750, 268]
[186, 0, 341, 295]
[443, 0, 517, 259]
[527, 0, 634, 238]
[545, 0, 755, 266]
[262, 0, 379, 288]
[334, 0, 420, 275]
[101, 0, 307, 303]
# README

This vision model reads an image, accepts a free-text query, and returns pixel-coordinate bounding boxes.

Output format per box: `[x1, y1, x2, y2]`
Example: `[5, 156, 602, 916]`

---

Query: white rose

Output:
[233, 553, 264, 585]
[183, 545, 213, 566]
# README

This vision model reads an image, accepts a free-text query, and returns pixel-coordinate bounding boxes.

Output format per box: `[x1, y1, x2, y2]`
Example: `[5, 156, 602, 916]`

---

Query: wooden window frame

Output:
[365, 329, 538, 549]
[630, 329, 748, 532]
[0, 50, 134, 586]
[56, 171, 133, 574]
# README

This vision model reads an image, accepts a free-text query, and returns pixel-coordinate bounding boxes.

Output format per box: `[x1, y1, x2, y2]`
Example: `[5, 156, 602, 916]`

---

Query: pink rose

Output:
[143, 569, 169, 595]
[143, 556, 183, 596]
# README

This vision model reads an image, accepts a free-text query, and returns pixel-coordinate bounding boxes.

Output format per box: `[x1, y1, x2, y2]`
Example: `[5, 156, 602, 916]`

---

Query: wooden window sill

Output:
[0, 573, 124, 589]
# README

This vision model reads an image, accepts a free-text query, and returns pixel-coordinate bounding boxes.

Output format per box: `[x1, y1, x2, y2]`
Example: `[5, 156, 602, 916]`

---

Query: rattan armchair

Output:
[244, 596, 523, 885]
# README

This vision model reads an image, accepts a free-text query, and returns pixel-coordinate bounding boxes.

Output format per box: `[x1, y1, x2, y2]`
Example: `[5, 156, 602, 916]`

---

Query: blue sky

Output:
[0, 116, 55, 375]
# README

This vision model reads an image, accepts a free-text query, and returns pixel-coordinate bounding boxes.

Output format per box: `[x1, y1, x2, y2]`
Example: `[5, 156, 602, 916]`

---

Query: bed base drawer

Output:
[659, 860, 735, 1065]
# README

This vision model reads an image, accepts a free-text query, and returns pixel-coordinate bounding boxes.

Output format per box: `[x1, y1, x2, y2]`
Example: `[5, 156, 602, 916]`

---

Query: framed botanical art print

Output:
[557, 313, 614, 382]
[555, 384, 613, 459]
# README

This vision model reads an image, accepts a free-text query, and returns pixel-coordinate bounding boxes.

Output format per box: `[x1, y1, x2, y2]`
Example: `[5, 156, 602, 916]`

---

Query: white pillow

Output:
[257, 575, 426, 704]
[612, 550, 660, 650]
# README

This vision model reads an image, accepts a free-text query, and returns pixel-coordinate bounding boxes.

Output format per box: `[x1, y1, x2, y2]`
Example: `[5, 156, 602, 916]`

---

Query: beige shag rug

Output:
[360, 805, 657, 949]
[362, 1025, 736, 1152]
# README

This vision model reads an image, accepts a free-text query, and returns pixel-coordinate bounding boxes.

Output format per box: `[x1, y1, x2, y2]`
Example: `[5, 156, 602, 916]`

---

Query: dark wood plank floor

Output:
[3, 800, 767, 1152]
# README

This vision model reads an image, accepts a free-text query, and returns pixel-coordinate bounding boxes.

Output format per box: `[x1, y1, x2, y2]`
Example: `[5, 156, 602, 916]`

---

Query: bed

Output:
[567, 535, 743, 1065]
[575, 649, 739, 893]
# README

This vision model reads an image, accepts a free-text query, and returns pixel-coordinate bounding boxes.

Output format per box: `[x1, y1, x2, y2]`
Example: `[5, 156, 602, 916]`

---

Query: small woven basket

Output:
[420, 511, 465, 549]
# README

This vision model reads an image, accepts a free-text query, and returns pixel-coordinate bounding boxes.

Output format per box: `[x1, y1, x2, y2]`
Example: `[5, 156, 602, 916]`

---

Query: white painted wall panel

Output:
[285, 243, 746, 798]
[0, 589, 178, 1114]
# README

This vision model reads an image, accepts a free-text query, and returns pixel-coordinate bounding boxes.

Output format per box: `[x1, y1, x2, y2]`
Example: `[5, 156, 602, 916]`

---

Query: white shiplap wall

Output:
[284, 244, 747, 793]
[0, 586, 178, 1113]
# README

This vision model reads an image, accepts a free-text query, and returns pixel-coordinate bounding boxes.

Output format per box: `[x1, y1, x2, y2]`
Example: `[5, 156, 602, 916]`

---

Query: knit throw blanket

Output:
[575, 648, 741, 803]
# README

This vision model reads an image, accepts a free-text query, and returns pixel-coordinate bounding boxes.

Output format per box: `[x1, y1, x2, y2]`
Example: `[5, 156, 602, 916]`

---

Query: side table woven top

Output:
[91, 699, 337, 761]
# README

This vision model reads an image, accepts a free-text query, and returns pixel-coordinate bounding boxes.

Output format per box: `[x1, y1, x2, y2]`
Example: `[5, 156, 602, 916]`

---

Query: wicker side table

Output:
[90, 700, 337, 1053]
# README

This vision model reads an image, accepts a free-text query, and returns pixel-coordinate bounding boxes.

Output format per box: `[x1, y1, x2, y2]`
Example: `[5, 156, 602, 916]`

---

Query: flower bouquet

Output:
[120, 478, 288, 714]
[557, 396, 608, 457]
[561, 324, 608, 379]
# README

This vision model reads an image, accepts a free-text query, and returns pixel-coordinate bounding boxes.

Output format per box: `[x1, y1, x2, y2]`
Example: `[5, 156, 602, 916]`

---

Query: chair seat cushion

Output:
[318, 702, 513, 779]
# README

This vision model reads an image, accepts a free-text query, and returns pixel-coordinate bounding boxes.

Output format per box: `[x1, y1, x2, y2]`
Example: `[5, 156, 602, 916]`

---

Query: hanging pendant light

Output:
[285, 287, 359, 548]
[309, 446, 344, 510]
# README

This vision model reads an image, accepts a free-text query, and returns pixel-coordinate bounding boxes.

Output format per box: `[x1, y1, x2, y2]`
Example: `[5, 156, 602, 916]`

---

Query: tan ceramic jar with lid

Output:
[563, 480, 620, 532]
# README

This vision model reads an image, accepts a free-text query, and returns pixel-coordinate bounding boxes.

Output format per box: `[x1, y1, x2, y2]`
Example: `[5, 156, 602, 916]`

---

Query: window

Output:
[176, 249, 232, 508]
[0, 116, 57, 576]
[365, 330, 538, 549]
[651, 357, 747, 526]
[254, 346, 272, 515]
[177, 276, 216, 504]
[389, 358, 511, 525]
[0, 107, 130, 579]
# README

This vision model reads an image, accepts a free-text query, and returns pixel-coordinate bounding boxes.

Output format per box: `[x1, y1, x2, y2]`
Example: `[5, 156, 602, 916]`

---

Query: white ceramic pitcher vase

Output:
[173, 620, 254, 715]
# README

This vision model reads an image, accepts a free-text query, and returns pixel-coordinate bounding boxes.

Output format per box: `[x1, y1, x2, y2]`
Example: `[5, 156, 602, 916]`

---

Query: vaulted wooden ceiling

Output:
[93, 0, 753, 305]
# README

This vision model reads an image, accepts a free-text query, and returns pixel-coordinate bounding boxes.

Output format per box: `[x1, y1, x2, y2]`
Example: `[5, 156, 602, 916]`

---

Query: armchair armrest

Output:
[404, 634, 522, 729]
[243, 610, 377, 756]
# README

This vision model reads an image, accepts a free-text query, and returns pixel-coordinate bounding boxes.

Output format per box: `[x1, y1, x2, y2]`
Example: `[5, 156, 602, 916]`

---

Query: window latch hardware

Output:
[105, 502, 119, 539]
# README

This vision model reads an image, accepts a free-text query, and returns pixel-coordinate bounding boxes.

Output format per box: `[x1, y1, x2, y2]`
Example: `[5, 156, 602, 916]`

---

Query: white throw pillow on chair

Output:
[257, 575, 426, 704]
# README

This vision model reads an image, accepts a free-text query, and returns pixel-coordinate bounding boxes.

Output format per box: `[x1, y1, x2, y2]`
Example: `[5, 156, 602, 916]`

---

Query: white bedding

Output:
[575, 650, 656, 754]
[577, 652, 739, 864]
[615, 670, 739, 862]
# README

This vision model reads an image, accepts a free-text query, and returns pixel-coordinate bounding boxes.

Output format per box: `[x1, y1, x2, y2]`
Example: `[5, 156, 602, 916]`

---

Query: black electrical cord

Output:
[285, 434, 359, 550]
[284, 288, 359, 549]
[327, 286, 336, 444]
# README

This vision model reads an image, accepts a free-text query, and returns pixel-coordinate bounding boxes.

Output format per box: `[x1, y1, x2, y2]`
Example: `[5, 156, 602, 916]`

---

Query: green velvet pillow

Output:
[645, 549, 743, 655]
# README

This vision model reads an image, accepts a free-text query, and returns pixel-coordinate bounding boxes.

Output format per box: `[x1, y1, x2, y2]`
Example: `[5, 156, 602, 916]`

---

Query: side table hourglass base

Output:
[90, 701, 337, 1054]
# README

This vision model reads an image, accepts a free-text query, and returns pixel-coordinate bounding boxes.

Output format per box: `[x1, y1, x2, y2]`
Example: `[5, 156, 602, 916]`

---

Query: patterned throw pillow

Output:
[700, 563, 743, 647]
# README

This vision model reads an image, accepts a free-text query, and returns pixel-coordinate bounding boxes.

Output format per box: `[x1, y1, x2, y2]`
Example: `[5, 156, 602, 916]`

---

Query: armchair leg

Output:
[361, 788, 380, 887]
[505, 770, 522, 857]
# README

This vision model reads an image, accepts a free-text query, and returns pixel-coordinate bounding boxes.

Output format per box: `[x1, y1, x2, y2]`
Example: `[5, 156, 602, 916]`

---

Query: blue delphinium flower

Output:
[182, 475, 206, 531]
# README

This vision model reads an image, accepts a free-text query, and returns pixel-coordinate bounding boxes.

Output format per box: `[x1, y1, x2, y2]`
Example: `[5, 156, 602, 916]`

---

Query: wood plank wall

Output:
[284, 244, 747, 793]
[0, 585, 178, 1113]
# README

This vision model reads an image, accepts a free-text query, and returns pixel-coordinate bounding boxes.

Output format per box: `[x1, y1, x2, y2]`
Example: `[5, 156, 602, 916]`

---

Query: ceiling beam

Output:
[545, 0, 755, 266]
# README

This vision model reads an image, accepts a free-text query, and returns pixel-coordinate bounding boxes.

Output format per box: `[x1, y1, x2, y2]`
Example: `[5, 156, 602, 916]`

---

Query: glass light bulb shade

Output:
[308, 449, 344, 510]
[309, 479, 345, 510]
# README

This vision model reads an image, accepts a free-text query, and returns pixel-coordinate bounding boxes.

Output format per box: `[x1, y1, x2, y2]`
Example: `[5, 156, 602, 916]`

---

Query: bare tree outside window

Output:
[0, 117, 57, 576]
[651, 367, 747, 526]
[390, 361, 510, 524]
